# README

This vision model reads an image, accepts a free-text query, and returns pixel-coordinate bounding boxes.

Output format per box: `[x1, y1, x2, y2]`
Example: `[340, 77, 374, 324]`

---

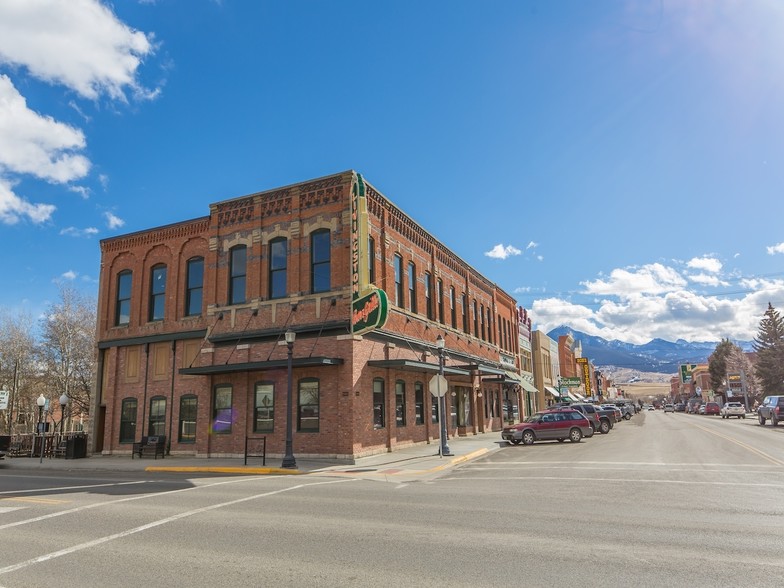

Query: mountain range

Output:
[546, 326, 753, 374]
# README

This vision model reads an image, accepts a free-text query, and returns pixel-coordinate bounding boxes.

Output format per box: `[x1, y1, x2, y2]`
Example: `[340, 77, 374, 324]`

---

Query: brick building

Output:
[92, 171, 521, 460]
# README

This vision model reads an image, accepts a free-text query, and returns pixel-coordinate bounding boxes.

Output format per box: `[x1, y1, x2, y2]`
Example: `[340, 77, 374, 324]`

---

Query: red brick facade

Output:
[93, 171, 521, 460]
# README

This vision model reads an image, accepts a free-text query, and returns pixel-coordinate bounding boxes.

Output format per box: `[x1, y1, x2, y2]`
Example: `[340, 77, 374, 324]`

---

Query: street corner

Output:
[144, 465, 306, 475]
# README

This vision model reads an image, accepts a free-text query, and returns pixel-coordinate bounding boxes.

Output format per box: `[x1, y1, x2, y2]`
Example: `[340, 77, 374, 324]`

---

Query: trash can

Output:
[66, 435, 87, 459]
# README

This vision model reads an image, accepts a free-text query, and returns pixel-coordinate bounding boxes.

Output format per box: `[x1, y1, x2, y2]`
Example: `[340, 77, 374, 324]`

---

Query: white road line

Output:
[0, 475, 285, 531]
[0, 507, 25, 514]
[443, 475, 784, 488]
[0, 481, 147, 495]
[0, 478, 353, 576]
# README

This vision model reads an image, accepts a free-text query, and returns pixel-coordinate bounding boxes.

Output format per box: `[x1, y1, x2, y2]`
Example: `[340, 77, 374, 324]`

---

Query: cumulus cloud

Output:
[60, 226, 99, 238]
[686, 256, 722, 273]
[104, 211, 124, 229]
[485, 243, 522, 259]
[60, 270, 78, 281]
[582, 263, 686, 298]
[0, 177, 55, 224]
[0, 0, 158, 101]
[767, 242, 784, 255]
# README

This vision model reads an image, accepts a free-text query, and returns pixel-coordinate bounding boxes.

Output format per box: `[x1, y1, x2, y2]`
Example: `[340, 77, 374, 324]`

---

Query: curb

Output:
[145, 466, 304, 475]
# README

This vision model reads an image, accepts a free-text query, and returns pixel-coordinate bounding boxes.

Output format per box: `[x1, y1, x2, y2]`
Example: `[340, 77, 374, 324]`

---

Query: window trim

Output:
[185, 257, 204, 317]
[297, 377, 320, 432]
[115, 270, 132, 326]
[178, 394, 197, 444]
[149, 264, 167, 322]
[268, 237, 288, 299]
[229, 245, 247, 305]
[393, 255, 403, 307]
[310, 229, 331, 294]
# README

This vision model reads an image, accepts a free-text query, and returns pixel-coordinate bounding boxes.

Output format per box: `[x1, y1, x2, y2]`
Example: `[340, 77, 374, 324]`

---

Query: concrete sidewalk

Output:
[0, 432, 505, 480]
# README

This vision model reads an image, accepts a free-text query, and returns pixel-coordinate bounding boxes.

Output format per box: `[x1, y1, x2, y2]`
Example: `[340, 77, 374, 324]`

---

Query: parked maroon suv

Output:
[501, 408, 594, 445]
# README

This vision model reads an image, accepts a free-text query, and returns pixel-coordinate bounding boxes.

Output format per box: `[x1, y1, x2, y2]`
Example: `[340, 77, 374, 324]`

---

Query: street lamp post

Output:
[36, 394, 46, 463]
[436, 335, 452, 457]
[281, 329, 297, 469]
[59, 393, 69, 439]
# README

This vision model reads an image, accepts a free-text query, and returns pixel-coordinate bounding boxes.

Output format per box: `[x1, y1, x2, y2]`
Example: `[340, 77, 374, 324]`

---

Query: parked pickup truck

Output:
[757, 395, 784, 426]
[561, 403, 613, 434]
[720, 402, 746, 419]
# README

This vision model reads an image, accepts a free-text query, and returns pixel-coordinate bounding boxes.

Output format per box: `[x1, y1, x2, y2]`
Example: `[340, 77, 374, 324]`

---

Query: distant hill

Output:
[546, 326, 752, 374]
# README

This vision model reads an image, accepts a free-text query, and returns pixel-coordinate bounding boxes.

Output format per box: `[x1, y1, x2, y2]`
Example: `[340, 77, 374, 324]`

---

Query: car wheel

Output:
[742, 415, 746, 419]
[522, 430, 535, 445]
[569, 428, 582, 443]
[599, 420, 610, 435]
[772, 414, 779, 426]
[624, 413, 631, 420]
[759, 415, 766, 425]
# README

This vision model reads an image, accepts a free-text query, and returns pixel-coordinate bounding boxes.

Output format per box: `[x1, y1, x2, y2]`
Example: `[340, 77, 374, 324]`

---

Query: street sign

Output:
[429, 374, 448, 398]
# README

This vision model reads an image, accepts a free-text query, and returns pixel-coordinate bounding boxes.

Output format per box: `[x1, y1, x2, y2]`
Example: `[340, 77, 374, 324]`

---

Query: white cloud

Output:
[0, 177, 55, 224]
[0, 75, 90, 183]
[0, 0, 158, 101]
[526, 241, 538, 250]
[687, 273, 728, 287]
[767, 242, 784, 255]
[484, 243, 522, 260]
[104, 211, 124, 229]
[60, 270, 77, 281]
[582, 263, 686, 298]
[98, 174, 109, 190]
[68, 185, 91, 199]
[686, 256, 722, 273]
[60, 226, 98, 237]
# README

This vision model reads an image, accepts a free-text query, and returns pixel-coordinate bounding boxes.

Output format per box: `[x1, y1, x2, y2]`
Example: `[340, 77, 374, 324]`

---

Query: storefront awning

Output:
[180, 356, 343, 376]
[367, 359, 470, 376]
[545, 386, 562, 398]
[520, 379, 538, 394]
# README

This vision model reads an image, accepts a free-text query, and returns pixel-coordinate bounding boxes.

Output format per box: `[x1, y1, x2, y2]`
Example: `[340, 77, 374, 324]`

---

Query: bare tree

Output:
[0, 310, 40, 434]
[38, 285, 97, 431]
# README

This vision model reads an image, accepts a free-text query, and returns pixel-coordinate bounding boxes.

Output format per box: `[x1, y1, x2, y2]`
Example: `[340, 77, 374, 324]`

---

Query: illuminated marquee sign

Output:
[576, 357, 592, 397]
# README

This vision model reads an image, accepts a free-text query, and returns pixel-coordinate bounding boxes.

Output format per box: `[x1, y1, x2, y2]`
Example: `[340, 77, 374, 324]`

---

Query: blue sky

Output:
[1, 0, 783, 345]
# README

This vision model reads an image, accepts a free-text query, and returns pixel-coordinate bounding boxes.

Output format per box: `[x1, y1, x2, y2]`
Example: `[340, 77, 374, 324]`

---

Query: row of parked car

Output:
[500, 401, 638, 446]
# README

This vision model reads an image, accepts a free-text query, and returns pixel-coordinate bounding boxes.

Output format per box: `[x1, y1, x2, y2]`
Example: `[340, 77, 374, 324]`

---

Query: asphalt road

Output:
[1, 410, 782, 587]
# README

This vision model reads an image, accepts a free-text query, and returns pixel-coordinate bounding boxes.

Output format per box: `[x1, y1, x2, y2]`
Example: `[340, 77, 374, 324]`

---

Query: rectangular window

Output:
[473, 300, 479, 337]
[368, 236, 375, 284]
[462, 294, 468, 333]
[254, 382, 274, 433]
[212, 384, 232, 434]
[119, 398, 137, 443]
[229, 246, 247, 305]
[415, 382, 424, 425]
[373, 378, 385, 429]
[393, 255, 403, 307]
[396, 380, 406, 426]
[185, 257, 204, 316]
[431, 393, 439, 424]
[480, 304, 486, 340]
[178, 395, 197, 443]
[149, 265, 166, 322]
[115, 271, 132, 326]
[424, 273, 433, 320]
[487, 309, 493, 344]
[148, 396, 166, 436]
[311, 230, 331, 293]
[437, 279, 444, 324]
[298, 379, 320, 432]
[269, 238, 287, 299]
[407, 262, 417, 313]
[450, 287, 456, 328]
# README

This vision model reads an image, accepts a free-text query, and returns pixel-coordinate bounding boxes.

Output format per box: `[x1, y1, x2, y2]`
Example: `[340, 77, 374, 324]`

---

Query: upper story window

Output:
[185, 257, 204, 317]
[424, 272, 433, 320]
[437, 279, 444, 323]
[462, 293, 469, 333]
[269, 238, 287, 299]
[473, 300, 479, 337]
[115, 270, 132, 326]
[311, 230, 331, 293]
[407, 262, 417, 313]
[487, 308, 493, 344]
[368, 236, 375, 284]
[450, 286, 456, 328]
[480, 304, 486, 340]
[149, 264, 167, 322]
[393, 255, 403, 306]
[229, 245, 247, 305]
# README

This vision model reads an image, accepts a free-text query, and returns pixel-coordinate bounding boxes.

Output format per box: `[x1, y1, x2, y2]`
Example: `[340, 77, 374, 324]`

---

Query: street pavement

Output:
[0, 431, 505, 481]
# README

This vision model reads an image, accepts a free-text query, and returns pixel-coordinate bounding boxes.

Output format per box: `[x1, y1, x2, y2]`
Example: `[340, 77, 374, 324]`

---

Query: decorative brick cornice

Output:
[101, 218, 210, 253]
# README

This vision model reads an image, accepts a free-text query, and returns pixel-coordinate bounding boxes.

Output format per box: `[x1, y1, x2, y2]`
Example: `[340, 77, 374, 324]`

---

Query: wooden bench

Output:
[132, 435, 166, 459]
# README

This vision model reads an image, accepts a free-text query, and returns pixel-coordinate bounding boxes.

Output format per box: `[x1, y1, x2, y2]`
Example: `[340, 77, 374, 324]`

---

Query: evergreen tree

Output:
[752, 303, 784, 396]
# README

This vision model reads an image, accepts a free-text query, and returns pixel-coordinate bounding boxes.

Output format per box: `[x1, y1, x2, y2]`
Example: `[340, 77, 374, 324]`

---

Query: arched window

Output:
[393, 255, 403, 306]
[119, 398, 137, 443]
[229, 245, 247, 305]
[268, 238, 287, 299]
[149, 264, 167, 322]
[178, 395, 197, 443]
[185, 257, 204, 317]
[415, 381, 424, 425]
[396, 380, 406, 426]
[115, 270, 132, 326]
[148, 396, 166, 436]
[407, 262, 417, 313]
[311, 230, 331, 293]
[424, 272, 433, 320]
[437, 278, 444, 323]
[450, 286, 456, 328]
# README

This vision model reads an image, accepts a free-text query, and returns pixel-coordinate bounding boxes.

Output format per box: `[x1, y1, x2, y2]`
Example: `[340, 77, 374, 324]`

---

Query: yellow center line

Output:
[1, 497, 70, 505]
[690, 422, 784, 466]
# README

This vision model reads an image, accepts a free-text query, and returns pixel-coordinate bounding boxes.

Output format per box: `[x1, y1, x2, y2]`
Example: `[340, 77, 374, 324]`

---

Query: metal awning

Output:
[545, 386, 562, 398]
[180, 356, 343, 376]
[367, 359, 470, 376]
[520, 379, 538, 394]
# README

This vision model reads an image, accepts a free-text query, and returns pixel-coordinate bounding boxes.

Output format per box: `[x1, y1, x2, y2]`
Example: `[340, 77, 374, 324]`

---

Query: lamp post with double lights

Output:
[435, 335, 452, 457]
[36, 394, 46, 462]
[281, 329, 297, 469]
